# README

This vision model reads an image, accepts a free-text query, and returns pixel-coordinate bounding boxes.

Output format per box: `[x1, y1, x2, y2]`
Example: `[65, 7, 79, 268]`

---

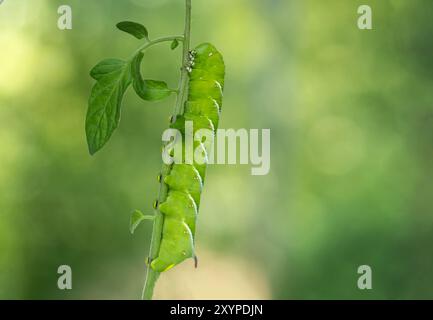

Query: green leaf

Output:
[116, 21, 149, 40]
[86, 59, 132, 155]
[90, 59, 128, 80]
[131, 52, 174, 101]
[130, 210, 154, 234]
[171, 39, 179, 50]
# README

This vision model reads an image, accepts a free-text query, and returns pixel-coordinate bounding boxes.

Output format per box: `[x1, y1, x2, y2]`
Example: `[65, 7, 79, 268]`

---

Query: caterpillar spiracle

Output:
[150, 43, 225, 272]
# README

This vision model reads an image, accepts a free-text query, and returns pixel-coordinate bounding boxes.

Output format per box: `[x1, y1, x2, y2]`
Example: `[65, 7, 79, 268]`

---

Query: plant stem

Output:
[141, 0, 192, 300]
[130, 35, 184, 60]
[175, 0, 192, 116]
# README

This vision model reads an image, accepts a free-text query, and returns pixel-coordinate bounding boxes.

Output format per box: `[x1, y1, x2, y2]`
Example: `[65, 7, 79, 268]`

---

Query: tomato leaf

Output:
[131, 52, 174, 101]
[116, 21, 149, 40]
[90, 58, 128, 80]
[86, 58, 132, 155]
[171, 39, 179, 50]
[130, 210, 154, 234]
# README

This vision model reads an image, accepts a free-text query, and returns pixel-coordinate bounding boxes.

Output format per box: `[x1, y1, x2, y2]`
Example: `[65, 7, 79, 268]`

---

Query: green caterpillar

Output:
[150, 43, 225, 272]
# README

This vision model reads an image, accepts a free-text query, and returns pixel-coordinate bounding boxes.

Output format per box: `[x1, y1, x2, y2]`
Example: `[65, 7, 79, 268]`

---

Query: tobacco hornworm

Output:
[150, 43, 225, 272]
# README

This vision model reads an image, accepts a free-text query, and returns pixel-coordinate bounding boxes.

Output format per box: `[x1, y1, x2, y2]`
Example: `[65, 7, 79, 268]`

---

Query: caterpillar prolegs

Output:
[150, 43, 225, 272]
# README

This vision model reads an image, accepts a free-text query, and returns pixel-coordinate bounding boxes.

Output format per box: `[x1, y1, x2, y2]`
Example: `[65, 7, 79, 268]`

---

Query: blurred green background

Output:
[1, 0, 433, 299]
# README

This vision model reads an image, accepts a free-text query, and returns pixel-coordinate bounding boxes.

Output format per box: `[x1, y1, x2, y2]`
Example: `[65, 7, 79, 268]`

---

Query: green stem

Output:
[129, 35, 184, 60]
[141, 0, 192, 300]
[175, 0, 192, 116]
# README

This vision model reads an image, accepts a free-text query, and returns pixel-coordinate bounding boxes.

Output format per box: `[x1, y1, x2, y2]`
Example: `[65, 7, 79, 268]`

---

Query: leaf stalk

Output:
[130, 35, 184, 60]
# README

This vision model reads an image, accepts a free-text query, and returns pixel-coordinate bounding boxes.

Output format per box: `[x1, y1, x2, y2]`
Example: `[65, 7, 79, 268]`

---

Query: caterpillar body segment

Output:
[164, 164, 203, 206]
[184, 99, 221, 128]
[169, 137, 209, 181]
[188, 80, 223, 106]
[150, 219, 194, 272]
[159, 191, 198, 234]
[150, 43, 225, 273]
